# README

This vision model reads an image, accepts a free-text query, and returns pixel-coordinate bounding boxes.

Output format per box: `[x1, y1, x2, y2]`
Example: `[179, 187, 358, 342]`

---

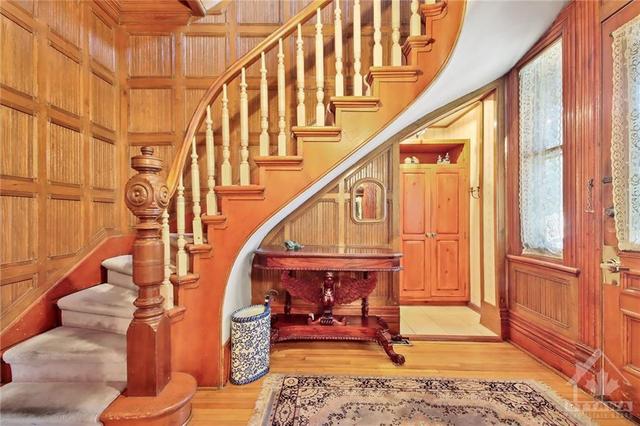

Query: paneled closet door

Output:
[400, 169, 431, 301]
[430, 169, 469, 300]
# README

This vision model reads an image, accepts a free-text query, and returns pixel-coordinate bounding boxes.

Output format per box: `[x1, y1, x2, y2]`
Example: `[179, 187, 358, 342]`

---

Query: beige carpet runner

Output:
[250, 374, 593, 425]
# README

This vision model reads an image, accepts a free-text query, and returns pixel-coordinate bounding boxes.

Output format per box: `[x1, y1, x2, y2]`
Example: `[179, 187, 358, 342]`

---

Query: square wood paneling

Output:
[48, 122, 82, 186]
[236, 1, 282, 24]
[184, 35, 227, 77]
[91, 72, 116, 130]
[90, 137, 116, 190]
[48, 46, 81, 115]
[1, 14, 35, 96]
[91, 199, 116, 236]
[0, 105, 36, 179]
[40, 0, 81, 46]
[128, 89, 173, 133]
[47, 197, 82, 258]
[0, 276, 37, 312]
[1, 195, 37, 265]
[128, 34, 173, 77]
[90, 12, 115, 71]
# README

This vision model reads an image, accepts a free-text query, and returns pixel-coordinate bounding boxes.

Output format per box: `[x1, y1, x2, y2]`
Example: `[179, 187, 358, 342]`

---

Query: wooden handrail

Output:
[166, 0, 333, 197]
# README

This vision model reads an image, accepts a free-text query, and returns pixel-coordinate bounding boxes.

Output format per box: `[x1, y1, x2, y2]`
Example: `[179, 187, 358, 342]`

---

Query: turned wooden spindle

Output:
[410, 0, 421, 36]
[176, 174, 188, 276]
[221, 84, 232, 185]
[124, 146, 171, 396]
[391, 0, 401, 66]
[277, 39, 287, 155]
[190, 136, 204, 244]
[334, 2, 344, 96]
[296, 24, 306, 127]
[204, 105, 218, 215]
[315, 8, 325, 126]
[239, 67, 250, 185]
[353, 0, 363, 96]
[259, 52, 270, 156]
[373, 0, 382, 66]
[161, 208, 173, 309]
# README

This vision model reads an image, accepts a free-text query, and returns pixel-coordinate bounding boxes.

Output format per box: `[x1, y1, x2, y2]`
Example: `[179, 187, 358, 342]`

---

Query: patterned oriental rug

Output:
[249, 374, 594, 425]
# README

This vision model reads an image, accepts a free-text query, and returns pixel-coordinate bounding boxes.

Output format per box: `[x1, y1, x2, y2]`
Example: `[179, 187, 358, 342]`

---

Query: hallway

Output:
[191, 341, 632, 425]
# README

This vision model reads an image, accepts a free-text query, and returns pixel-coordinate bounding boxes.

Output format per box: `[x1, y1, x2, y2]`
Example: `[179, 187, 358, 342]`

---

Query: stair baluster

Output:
[239, 67, 250, 185]
[191, 136, 204, 243]
[334, 2, 344, 96]
[373, 0, 382, 66]
[205, 105, 218, 215]
[315, 8, 325, 126]
[353, 0, 363, 96]
[161, 208, 173, 309]
[176, 174, 188, 276]
[277, 39, 287, 155]
[296, 24, 306, 126]
[259, 52, 270, 156]
[392, 0, 402, 66]
[221, 84, 232, 185]
[410, 0, 420, 36]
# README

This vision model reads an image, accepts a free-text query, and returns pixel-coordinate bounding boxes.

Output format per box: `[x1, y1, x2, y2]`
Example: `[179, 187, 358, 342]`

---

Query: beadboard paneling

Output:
[40, 0, 81, 46]
[1, 14, 35, 96]
[128, 34, 173, 77]
[47, 197, 83, 258]
[128, 88, 174, 133]
[184, 35, 227, 77]
[48, 45, 81, 115]
[91, 72, 116, 130]
[0, 105, 36, 180]
[48, 122, 82, 186]
[0, 195, 37, 265]
[90, 12, 115, 71]
[91, 137, 116, 190]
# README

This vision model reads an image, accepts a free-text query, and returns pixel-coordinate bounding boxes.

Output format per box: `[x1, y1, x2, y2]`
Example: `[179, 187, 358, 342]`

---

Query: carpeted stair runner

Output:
[0, 255, 135, 425]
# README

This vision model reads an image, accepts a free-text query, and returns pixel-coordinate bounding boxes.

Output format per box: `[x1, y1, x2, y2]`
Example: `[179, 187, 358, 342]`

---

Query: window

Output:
[611, 16, 640, 251]
[518, 39, 564, 257]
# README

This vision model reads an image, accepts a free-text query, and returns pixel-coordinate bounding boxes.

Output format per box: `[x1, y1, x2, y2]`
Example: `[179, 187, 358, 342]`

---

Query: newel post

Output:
[124, 146, 171, 396]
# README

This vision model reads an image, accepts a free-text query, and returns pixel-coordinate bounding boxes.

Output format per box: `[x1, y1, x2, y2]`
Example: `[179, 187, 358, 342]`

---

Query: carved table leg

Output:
[284, 290, 292, 316]
[375, 328, 406, 365]
[361, 297, 369, 318]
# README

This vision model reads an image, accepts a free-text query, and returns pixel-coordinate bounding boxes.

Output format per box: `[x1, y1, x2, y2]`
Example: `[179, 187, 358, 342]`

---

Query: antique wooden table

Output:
[253, 245, 406, 364]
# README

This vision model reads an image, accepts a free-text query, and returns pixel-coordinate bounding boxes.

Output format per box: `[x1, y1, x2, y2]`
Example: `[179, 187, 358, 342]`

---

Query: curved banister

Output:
[166, 0, 334, 197]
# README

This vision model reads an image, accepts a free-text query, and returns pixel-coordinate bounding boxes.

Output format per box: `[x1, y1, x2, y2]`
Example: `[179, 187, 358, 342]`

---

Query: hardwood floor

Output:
[190, 341, 633, 425]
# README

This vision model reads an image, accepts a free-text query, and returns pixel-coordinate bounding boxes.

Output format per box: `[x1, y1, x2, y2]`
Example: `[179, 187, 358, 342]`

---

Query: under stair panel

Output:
[0, 382, 125, 426]
[3, 326, 126, 383]
[58, 284, 136, 335]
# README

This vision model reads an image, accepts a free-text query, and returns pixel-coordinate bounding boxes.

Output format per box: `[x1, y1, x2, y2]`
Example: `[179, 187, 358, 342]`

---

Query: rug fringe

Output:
[248, 374, 285, 426]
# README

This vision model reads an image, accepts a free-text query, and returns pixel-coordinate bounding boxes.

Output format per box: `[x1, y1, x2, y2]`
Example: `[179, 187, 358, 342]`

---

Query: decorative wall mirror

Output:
[351, 178, 387, 223]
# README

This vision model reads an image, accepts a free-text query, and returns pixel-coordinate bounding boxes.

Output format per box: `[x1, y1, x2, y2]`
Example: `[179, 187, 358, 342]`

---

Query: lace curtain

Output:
[518, 39, 564, 257]
[611, 16, 640, 252]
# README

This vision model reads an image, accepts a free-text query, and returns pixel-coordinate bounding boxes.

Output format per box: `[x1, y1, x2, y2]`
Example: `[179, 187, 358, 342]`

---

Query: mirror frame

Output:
[350, 178, 387, 223]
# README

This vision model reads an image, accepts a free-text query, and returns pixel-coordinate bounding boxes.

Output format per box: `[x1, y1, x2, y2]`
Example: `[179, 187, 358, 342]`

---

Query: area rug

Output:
[249, 374, 594, 425]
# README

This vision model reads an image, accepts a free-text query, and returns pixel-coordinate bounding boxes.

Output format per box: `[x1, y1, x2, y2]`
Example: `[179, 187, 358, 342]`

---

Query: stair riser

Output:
[10, 362, 126, 383]
[107, 270, 136, 290]
[61, 310, 130, 335]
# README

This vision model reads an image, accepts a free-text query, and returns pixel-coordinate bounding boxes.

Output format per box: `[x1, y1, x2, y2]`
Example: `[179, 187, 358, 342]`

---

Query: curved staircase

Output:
[162, 0, 465, 386]
[0, 256, 133, 425]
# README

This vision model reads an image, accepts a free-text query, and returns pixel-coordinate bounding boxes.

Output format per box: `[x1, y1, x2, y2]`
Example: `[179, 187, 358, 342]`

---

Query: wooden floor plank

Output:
[190, 341, 633, 425]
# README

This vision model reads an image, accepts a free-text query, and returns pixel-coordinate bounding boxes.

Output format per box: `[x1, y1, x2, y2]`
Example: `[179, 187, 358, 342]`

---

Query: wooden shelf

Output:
[399, 139, 467, 165]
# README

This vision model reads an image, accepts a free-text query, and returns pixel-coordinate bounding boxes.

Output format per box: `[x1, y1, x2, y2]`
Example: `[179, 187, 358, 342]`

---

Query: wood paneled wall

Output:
[251, 146, 401, 331]
[119, 0, 412, 217]
[505, 0, 603, 381]
[0, 0, 124, 328]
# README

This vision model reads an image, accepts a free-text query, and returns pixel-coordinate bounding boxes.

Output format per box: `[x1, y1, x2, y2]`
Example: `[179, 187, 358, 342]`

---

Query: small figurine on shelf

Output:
[411, 156, 420, 164]
[443, 152, 450, 164]
[283, 240, 304, 251]
[437, 154, 443, 164]
[404, 157, 413, 164]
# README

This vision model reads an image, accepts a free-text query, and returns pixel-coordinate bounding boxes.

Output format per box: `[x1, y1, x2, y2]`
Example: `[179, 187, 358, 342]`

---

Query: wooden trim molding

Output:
[506, 254, 580, 276]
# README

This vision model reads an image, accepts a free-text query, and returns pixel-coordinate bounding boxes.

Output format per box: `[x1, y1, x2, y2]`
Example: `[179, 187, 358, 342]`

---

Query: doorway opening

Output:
[398, 89, 503, 340]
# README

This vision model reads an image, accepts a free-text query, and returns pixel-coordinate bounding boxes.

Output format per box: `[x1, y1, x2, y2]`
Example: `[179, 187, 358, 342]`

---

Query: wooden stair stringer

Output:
[169, 0, 466, 387]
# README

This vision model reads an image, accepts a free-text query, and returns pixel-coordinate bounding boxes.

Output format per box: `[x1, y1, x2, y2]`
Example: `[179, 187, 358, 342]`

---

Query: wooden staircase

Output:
[147, 0, 465, 388]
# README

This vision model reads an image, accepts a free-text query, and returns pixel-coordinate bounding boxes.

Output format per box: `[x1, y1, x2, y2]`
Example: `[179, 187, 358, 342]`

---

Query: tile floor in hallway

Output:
[400, 305, 498, 336]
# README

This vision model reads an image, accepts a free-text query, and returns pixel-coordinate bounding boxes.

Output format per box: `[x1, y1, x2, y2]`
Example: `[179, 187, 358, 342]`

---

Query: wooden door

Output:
[400, 166, 468, 303]
[601, 1, 640, 416]
[400, 169, 430, 301]
[430, 169, 468, 300]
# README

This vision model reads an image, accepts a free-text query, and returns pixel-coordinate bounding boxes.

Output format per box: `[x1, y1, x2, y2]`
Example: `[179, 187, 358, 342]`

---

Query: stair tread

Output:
[3, 327, 125, 365]
[0, 381, 125, 425]
[101, 255, 132, 276]
[57, 284, 135, 319]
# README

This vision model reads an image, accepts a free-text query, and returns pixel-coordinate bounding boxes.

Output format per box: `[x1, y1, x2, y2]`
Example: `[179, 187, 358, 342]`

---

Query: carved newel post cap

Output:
[125, 147, 169, 220]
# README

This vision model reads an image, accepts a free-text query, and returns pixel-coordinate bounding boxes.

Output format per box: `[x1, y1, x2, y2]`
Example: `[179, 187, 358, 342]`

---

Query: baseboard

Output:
[467, 301, 481, 313]
[405, 334, 502, 342]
